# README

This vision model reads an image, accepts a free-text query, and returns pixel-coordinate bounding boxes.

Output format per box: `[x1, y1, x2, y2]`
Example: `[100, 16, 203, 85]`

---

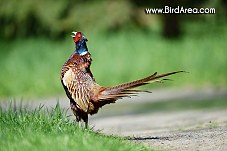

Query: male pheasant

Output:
[60, 31, 183, 128]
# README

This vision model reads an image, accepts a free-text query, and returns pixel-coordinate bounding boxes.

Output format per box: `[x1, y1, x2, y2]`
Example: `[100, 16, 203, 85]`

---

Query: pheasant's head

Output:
[71, 31, 88, 55]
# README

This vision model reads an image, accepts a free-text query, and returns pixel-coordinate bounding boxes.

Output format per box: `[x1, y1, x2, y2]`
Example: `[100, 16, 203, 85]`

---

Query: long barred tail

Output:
[98, 71, 185, 100]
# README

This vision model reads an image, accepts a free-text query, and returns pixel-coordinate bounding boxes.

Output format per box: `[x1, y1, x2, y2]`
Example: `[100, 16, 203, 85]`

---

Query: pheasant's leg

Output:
[78, 121, 83, 128]
[70, 101, 82, 127]
[76, 115, 85, 128]
[85, 121, 88, 129]
[77, 115, 88, 129]
[78, 120, 88, 128]
[84, 115, 88, 129]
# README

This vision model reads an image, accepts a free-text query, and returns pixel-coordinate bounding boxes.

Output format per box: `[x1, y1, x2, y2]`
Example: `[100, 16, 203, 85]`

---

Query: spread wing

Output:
[62, 67, 92, 112]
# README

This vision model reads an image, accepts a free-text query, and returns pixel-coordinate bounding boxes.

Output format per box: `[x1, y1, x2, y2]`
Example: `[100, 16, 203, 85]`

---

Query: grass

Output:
[0, 23, 226, 97]
[0, 104, 151, 151]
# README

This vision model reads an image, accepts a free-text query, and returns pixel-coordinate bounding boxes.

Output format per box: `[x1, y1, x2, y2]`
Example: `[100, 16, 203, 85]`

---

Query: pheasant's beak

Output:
[71, 32, 77, 38]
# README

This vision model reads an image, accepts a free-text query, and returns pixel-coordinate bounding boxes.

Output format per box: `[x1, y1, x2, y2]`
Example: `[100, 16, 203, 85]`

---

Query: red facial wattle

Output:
[74, 32, 82, 43]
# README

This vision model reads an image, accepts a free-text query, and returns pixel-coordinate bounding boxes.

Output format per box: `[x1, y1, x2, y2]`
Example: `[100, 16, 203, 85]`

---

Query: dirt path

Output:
[90, 110, 227, 151]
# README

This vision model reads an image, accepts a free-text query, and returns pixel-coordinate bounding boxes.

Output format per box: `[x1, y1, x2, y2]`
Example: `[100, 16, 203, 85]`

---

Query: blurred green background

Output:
[0, 0, 226, 98]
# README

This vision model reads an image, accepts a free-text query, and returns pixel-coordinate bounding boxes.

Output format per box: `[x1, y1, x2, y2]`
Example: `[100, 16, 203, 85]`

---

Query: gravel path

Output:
[91, 110, 227, 151]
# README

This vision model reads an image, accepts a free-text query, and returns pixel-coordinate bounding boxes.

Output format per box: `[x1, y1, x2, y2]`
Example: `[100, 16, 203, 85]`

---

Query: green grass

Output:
[0, 104, 151, 151]
[0, 23, 226, 97]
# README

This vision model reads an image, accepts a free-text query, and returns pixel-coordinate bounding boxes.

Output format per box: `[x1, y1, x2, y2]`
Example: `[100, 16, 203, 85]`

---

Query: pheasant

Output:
[60, 31, 183, 128]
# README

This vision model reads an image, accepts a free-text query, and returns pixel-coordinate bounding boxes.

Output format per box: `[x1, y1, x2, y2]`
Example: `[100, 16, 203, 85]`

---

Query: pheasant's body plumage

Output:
[60, 31, 183, 128]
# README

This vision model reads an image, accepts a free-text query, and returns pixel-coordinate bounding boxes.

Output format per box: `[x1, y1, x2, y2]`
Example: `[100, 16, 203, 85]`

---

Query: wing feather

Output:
[62, 68, 91, 112]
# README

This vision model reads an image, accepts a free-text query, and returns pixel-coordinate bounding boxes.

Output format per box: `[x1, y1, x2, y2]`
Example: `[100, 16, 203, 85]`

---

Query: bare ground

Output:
[1, 87, 227, 151]
[91, 110, 227, 151]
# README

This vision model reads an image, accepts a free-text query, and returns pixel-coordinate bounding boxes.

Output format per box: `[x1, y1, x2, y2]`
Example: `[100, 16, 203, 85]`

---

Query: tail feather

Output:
[98, 71, 184, 101]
